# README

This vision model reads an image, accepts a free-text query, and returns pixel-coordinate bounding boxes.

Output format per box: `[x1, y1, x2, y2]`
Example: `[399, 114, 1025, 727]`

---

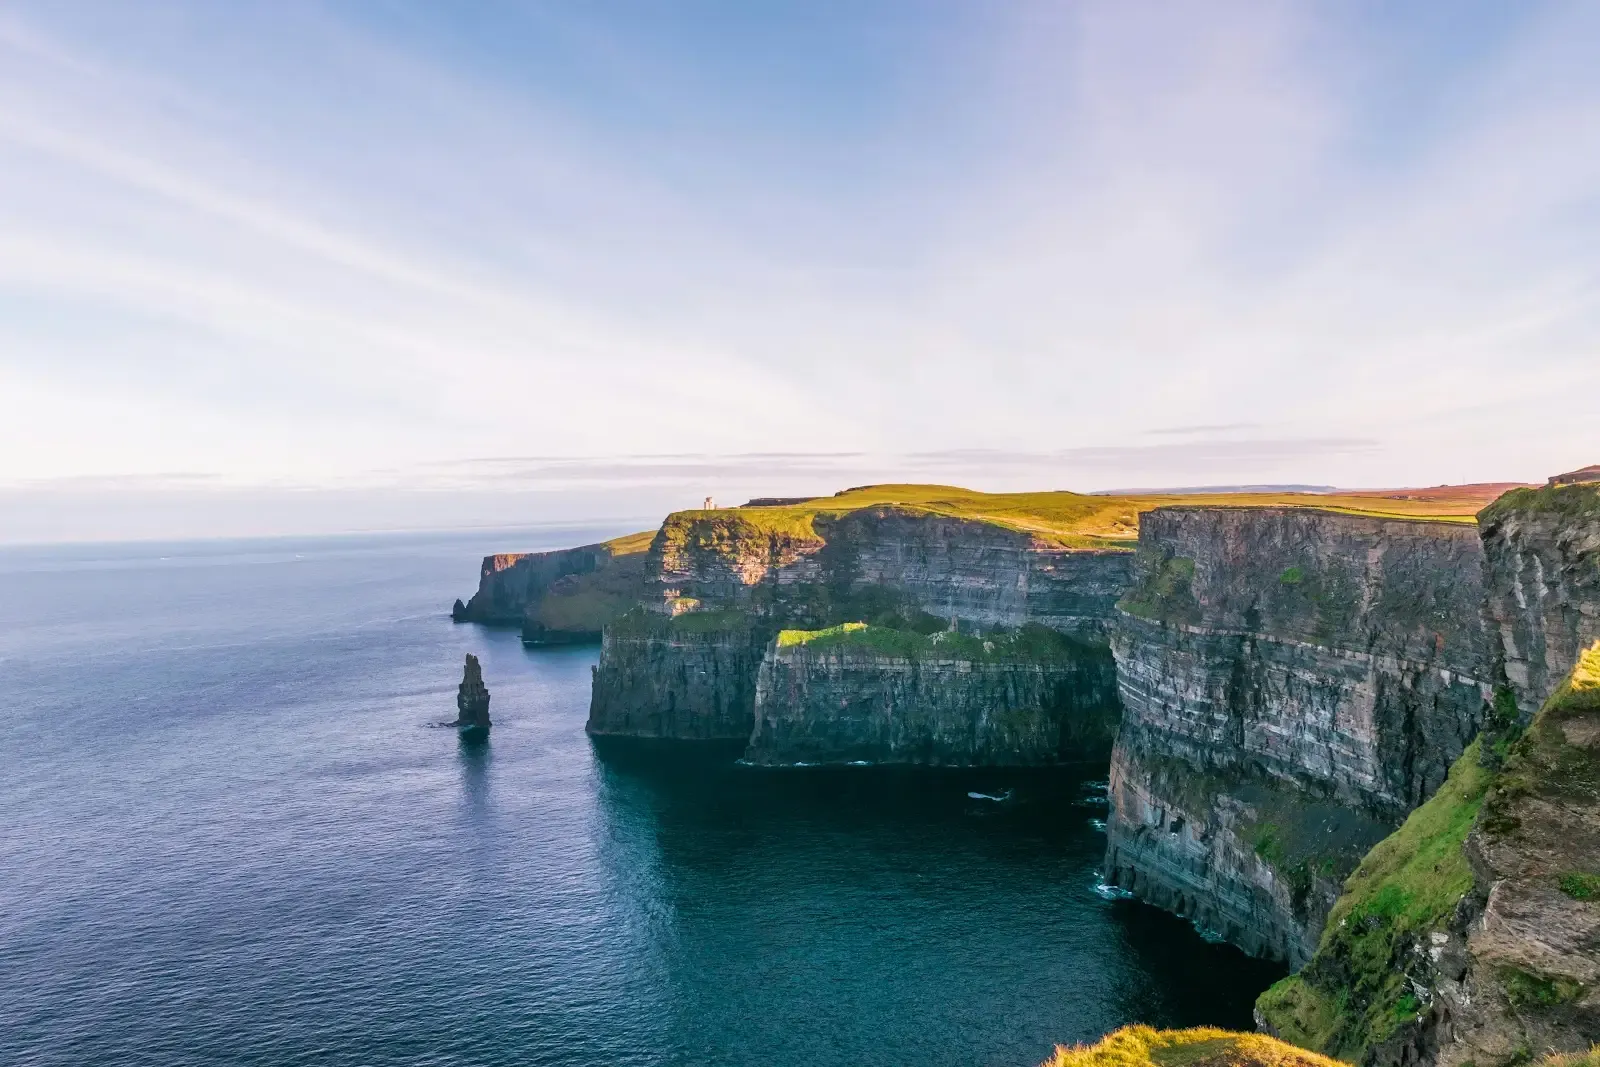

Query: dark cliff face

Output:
[745, 627, 1120, 766]
[1479, 484, 1600, 721]
[1259, 642, 1600, 1067]
[455, 538, 652, 642]
[585, 614, 767, 741]
[454, 653, 491, 730]
[1104, 508, 1490, 965]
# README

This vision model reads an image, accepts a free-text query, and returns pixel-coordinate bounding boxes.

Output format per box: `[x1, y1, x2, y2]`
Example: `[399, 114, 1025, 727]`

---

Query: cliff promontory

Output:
[583, 487, 1148, 755]
[453, 530, 654, 643]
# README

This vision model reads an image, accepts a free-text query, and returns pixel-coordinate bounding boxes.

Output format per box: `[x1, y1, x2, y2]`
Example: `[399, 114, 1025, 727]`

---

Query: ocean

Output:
[0, 527, 1282, 1067]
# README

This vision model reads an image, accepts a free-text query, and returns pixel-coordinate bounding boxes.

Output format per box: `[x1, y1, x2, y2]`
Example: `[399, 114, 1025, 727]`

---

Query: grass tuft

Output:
[1041, 1025, 1349, 1067]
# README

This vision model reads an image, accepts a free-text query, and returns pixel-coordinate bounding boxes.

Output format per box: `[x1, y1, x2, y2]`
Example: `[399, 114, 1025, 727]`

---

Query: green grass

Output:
[1484, 641, 1600, 836]
[1119, 554, 1198, 622]
[1501, 967, 1585, 1011]
[602, 529, 656, 555]
[1041, 1024, 1350, 1067]
[1479, 482, 1600, 527]
[774, 621, 1087, 662]
[657, 482, 1499, 557]
[1558, 872, 1600, 901]
[1257, 739, 1493, 1061]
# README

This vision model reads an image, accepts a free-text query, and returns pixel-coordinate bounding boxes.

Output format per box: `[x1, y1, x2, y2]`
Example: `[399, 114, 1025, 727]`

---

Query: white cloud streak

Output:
[0, 1, 1596, 541]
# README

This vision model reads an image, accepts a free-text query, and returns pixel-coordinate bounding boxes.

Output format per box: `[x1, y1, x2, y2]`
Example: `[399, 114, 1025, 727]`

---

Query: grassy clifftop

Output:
[774, 620, 1091, 662]
[661, 483, 1505, 554]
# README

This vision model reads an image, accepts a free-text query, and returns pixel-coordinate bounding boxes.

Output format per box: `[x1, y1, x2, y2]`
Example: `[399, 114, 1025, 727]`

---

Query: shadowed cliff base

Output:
[1257, 638, 1600, 1067]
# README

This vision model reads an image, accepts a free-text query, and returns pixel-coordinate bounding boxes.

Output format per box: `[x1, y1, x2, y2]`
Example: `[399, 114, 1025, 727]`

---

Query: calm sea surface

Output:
[0, 527, 1282, 1067]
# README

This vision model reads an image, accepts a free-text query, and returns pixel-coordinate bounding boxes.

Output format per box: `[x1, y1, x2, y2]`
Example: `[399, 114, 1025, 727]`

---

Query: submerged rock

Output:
[454, 654, 491, 732]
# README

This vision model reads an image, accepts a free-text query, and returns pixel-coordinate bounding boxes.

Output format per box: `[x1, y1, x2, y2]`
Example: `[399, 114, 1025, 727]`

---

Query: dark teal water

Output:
[0, 529, 1282, 1067]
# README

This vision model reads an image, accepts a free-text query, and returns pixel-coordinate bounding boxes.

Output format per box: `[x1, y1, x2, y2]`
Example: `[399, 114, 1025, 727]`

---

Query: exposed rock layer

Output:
[1258, 643, 1600, 1067]
[746, 634, 1119, 766]
[586, 617, 767, 741]
[1255, 482, 1600, 1067]
[1480, 485, 1600, 719]
[1104, 508, 1491, 964]
[648, 506, 1133, 635]
[588, 507, 1134, 752]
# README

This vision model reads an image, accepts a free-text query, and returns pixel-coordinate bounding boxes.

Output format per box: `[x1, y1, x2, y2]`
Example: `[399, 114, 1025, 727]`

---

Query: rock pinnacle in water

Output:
[455, 653, 491, 731]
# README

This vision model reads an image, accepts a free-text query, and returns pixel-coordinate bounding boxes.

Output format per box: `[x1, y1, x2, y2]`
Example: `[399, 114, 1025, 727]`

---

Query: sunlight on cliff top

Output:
[1570, 641, 1600, 693]
[651, 483, 1500, 553]
[1041, 1025, 1347, 1067]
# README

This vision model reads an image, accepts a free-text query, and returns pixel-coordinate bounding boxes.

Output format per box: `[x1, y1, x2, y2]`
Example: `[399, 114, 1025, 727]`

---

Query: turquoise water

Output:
[0, 529, 1282, 1066]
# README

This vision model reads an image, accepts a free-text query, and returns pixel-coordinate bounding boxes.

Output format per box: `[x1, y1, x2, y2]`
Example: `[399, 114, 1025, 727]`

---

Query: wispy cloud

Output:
[0, 1, 1596, 541]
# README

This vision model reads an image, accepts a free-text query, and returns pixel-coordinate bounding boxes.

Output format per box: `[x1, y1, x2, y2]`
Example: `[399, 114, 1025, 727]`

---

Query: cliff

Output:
[744, 623, 1120, 766]
[646, 504, 1134, 634]
[1103, 508, 1490, 965]
[1258, 641, 1600, 1067]
[1480, 485, 1600, 722]
[588, 499, 1138, 749]
[453, 530, 653, 642]
[586, 611, 767, 741]
[1257, 480, 1600, 1067]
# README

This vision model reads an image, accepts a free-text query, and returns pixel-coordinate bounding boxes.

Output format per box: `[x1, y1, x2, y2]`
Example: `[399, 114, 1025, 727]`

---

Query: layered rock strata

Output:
[1104, 508, 1491, 965]
[1257, 480, 1600, 1067]
[745, 625, 1119, 766]
[1258, 642, 1600, 1067]
[586, 613, 767, 741]
[648, 506, 1132, 636]
[587, 505, 1135, 751]
[1480, 484, 1600, 720]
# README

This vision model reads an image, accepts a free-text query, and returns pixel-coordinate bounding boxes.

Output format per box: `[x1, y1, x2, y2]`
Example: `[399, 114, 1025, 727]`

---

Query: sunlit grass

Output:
[1041, 1025, 1348, 1067]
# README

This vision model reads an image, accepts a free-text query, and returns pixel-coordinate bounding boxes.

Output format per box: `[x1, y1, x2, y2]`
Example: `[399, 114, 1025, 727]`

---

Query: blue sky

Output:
[1, 2, 1597, 540]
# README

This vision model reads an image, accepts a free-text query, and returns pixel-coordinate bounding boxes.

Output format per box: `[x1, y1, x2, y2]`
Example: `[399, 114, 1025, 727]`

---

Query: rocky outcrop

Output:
[453, 534, 652, 643]
[1480, 485, 1600, 722]
[1104, 507, 1491, 965]
[1106, 740, 1395, 966]
[648, 506, 1133, 636]
[1258, 642, 1600, 1067]
[587, 505, 1135, 748]
[454, 654, 491, 731]
[585, 613, 767, 741]
[745, 624, 1119, 766]
[1255, 480, 1600, 1067]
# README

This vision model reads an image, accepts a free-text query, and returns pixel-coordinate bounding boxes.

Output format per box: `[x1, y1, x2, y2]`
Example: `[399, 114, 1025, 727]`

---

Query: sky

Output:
[1, 1, 1597, 542]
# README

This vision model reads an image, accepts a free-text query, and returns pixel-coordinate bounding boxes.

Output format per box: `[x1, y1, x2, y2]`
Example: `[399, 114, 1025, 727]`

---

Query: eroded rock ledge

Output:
[1103, 507, 1491, 967]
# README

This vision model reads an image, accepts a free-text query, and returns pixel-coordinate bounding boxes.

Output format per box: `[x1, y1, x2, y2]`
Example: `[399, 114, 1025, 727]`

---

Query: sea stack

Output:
[455, 654, 491, 733]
